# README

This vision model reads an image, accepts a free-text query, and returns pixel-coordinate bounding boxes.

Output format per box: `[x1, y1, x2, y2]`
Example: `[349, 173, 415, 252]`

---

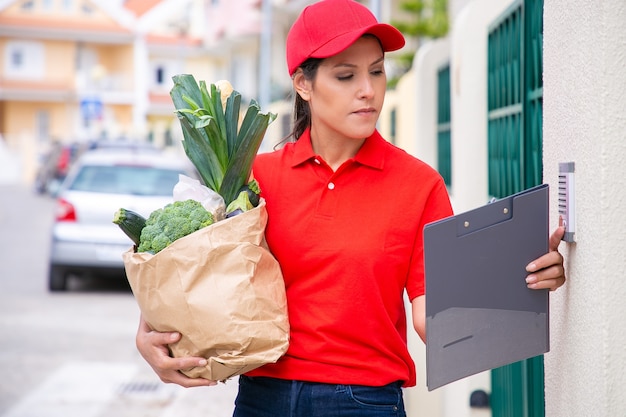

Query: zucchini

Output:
[113, 208, 147, 246]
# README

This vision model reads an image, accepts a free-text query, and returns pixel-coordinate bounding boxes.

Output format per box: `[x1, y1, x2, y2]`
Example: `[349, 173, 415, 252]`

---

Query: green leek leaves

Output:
[170, 74, 277, 206]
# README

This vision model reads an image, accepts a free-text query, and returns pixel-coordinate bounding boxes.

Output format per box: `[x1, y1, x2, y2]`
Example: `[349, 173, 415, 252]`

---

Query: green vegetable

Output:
[112, 208, 147, 246]
[137, 199, 215, 254]
[170, 75, 276, 207]
[238, 179, 260, 208]
[226, 190, 254, 215]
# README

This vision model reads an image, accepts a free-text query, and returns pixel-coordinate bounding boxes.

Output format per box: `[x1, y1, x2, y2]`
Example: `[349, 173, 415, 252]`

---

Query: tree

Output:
[388, 0, 449, 88]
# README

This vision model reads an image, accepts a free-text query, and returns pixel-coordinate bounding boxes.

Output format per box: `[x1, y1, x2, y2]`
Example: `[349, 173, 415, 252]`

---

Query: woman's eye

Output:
[371, 69, 385, 76]
[337, 74, 354, 81]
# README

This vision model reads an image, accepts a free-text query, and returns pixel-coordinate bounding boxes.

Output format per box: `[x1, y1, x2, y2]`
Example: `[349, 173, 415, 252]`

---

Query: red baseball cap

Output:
[286, 0, 406, 75]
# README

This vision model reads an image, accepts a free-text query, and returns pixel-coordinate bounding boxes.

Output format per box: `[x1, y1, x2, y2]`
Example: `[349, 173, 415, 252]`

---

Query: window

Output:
[437, 64, 452, 186]
[164, 129, 173, 147]
[36, 110, 50, 143]
[152, 62, 181, 89]
[156, 66, 165, 85]
[20, 0, 35, 11]
[4, 41, 44, 79]
[70, 165, 183, 196]
[76, 45, 97, 72]
[81, 1, 93, 14]
[11, 50, 23, 67]
[62, 0, 73, 12]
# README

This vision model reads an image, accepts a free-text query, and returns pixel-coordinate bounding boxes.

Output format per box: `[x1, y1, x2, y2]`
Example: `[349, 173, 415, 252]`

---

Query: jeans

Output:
[233, 375, 406, 417]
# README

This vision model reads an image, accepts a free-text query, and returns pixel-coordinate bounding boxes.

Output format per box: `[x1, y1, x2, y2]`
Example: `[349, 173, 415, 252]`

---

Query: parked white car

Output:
[48, 148, 195, 291]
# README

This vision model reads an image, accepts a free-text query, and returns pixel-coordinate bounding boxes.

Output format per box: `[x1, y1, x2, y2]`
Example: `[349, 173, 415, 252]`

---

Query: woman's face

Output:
[297, 36, 387, 143]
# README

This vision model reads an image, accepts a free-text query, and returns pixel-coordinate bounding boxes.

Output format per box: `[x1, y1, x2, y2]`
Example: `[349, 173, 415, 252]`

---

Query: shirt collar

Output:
[290, 128, 386, 170]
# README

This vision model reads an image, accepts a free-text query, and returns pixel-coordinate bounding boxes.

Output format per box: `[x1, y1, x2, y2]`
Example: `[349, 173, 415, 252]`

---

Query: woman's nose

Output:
[357, 76, 375, 99]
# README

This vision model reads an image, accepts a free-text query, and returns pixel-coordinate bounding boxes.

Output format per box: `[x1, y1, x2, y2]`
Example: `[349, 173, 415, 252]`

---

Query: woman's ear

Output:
[292, 70, 311, 101]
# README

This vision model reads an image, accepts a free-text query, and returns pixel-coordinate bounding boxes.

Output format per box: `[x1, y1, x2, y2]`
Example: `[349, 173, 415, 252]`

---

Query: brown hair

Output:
[290, 57, 323, 142]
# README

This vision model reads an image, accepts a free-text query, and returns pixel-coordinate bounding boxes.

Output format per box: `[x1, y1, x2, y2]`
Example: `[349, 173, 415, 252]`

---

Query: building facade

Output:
[1, 0, 624, 416]
[0, 0, 232, 181]
[387, 0, 626, 416]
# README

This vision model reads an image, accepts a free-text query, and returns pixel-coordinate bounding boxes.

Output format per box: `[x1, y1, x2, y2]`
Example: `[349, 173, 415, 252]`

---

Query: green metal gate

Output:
[487, 0, 545, 415]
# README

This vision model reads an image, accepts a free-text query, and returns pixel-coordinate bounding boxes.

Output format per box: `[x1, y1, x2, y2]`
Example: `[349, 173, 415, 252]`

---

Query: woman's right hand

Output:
[136, 315, 217, 387]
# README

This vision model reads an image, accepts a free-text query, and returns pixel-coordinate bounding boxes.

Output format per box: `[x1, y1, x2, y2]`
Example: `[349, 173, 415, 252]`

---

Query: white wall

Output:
[449, 0, 514, 212]
[542, 1, 626, 416]
[412, 38, 451, 167]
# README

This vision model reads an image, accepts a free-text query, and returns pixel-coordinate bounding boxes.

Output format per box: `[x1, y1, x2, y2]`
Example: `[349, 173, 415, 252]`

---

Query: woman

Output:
[136, 0, 566, 415]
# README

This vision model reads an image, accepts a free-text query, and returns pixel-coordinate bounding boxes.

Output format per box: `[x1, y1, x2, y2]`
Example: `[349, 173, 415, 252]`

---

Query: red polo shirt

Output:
[247, 128, 453, 387]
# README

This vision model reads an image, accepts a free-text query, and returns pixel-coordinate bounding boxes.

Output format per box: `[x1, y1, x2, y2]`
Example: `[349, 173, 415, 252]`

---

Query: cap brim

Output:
[309, 23, 405, 60]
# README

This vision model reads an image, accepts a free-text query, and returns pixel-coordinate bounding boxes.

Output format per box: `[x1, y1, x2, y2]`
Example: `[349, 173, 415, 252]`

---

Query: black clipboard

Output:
[423, 184, 550, 391]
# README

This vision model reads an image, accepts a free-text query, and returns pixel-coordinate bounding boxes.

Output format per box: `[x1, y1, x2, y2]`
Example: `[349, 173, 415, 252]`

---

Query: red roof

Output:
[124, 0, 162, 17]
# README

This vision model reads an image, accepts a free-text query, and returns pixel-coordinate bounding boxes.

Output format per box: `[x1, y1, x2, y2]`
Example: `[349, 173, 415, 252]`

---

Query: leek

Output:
[170, 74, 277, 206]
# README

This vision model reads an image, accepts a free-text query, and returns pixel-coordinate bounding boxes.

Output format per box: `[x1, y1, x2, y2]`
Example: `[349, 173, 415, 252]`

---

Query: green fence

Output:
[488, 0, 543, 199]
[487, 0, 545, 415]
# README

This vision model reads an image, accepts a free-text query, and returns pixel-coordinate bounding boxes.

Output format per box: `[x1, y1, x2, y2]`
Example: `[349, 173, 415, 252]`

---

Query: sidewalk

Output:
[0, 360, 240, 417]
[0, 141, 21, 184]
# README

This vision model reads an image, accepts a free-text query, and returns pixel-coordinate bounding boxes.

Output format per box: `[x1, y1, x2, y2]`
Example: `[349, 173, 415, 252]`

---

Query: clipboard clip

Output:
[457, 197, 512, 237]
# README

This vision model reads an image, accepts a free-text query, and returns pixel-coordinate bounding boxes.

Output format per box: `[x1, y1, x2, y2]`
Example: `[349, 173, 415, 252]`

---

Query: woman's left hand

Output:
[525, 218, 567, 291]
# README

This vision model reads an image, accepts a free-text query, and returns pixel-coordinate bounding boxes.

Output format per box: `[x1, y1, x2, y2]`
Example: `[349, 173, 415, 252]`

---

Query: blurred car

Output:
[34, 142, 86, 195]
[87, 138, 162, 153]
[48, 148, 195, 291]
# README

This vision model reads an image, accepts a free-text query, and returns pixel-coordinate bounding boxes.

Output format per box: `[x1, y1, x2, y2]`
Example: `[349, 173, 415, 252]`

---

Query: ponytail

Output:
[290, 58, 323, 142]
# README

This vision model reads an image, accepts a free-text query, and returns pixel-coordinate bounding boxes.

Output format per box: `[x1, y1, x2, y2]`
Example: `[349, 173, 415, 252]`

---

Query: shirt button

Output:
[327, 182, 335, 190]
[314, 158, 321, 164]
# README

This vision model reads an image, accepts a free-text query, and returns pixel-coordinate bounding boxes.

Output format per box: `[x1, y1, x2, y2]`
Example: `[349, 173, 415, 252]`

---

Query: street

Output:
[0, 184, 238, 417]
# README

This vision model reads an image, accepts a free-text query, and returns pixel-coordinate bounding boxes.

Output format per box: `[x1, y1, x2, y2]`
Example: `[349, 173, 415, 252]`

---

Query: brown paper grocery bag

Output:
[123, 199, 289, 382]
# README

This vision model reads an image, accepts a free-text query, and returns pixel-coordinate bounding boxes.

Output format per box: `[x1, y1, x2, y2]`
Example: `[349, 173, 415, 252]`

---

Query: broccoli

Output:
[137, 199, 214, 254]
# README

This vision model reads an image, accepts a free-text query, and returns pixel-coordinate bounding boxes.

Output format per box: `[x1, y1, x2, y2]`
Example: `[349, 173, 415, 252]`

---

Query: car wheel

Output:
[49, 265, 68, 292]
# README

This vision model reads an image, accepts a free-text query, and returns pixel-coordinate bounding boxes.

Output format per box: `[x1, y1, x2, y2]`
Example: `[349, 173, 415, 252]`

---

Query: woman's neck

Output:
[309, 130, 366, 171]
